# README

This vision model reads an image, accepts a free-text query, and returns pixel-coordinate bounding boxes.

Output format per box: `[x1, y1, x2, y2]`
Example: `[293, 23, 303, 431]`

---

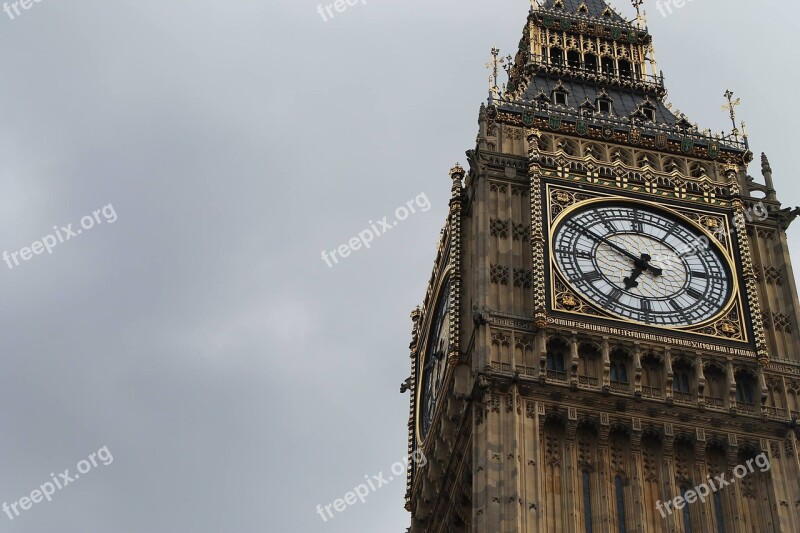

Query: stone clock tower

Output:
[403, 1, 800, 531]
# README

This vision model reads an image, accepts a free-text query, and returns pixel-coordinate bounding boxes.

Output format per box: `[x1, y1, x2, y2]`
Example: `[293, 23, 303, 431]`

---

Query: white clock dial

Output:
[552, 201, 732, 327]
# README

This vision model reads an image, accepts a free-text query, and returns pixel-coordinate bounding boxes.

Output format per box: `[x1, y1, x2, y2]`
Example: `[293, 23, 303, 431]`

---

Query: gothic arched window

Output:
[551, 47, 564, 66]
[578, 343, 600, 387]
[610, 362, 629, 384]
[610, 349, 630, 392]
[707, 445, 727, 533]
[585, 53, 598, 72]
[680, 486, 693, 533]
[568, 49, 581, 69]
[705, 365, 726, 408]
[735, 371, 757, 414]
[601, 56, 615, 75]
[618, 59, 632, 78]
[615, 476, 626, 533]
[674, 372, 690, 392]
[547, 352, 565, 372]
[713, 492, 726, 533]
[546, 338, 568, 381]
[672, 360, 693, 403]
[736, 381, 755, 405]
[583, 471, 593, 533]
[641, 355, 663, 398]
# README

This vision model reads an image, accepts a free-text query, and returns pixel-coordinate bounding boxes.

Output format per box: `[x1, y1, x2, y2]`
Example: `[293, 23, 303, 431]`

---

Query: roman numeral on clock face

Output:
[687, 287, 704, 300]
[601, 219, 616, 233]
[669, 300, 690, 321]
[582, 270, 602, 282]
[632, 209, 644, 233]
[606, 288, 623, 302]
[557, 248, 592, 259]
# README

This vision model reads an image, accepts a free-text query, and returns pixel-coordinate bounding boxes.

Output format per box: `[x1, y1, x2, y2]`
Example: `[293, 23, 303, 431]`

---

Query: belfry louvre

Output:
[403, 1, 800, 531]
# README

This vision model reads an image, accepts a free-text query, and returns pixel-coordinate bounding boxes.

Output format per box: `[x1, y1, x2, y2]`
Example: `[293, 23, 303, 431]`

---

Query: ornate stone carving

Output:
[490, 218, 510, 238]
[490, 264, 509, 285]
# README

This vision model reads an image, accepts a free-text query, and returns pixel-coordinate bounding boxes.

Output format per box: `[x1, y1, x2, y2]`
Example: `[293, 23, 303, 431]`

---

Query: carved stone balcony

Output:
[609, 381, 630, 394]
[762, 406, 787, 420]
[640, 385, 663, 399]
[672, 391, 694, 405]
[737, 402, 757, 415]
[704, 397, 725, 410]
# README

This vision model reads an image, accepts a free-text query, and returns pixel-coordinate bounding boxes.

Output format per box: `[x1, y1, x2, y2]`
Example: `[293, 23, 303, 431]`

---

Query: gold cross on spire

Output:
[486, 48, 505, 98]
[722, 90, 741, 123]
[631, 0, 645, 28]
[722, 90, 743, 143]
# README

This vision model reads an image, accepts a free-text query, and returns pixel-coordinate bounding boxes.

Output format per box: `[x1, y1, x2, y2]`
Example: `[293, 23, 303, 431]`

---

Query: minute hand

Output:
[576, 225, 663, 276]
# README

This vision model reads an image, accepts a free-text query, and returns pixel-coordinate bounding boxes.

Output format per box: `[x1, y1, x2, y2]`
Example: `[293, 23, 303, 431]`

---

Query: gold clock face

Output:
[552, 200, 735, 327]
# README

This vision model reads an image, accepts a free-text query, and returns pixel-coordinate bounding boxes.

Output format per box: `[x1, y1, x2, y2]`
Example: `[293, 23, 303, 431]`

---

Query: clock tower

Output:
[404, 0, 800, 531]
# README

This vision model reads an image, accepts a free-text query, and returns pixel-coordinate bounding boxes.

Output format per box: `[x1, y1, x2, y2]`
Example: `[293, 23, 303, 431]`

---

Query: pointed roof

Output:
[541, 0, 627, 24]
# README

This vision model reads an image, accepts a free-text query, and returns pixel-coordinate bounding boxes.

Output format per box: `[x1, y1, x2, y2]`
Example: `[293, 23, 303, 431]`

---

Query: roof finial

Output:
[486, 48, 504, 100]
[761, 153, 777, 200]
[631, 0, 644, 27]
[741, 120, 750, 150]
[450, 163, 465, 198]
[722, 89, 742, 143]
[761, 152, 772, 175]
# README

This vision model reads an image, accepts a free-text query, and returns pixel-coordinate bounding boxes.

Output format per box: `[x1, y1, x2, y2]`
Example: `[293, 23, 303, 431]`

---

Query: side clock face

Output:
[552, 201, 733, 327]
[418, 284, 450, 442]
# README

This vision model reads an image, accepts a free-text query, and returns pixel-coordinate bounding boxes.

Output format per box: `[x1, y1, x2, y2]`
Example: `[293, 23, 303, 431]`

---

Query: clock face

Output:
[418, 283, 450, 442]
[552, 201, 733, 327]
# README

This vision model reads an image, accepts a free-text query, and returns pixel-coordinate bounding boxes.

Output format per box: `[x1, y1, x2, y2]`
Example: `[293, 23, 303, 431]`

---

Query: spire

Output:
[761, 153, 777, 201]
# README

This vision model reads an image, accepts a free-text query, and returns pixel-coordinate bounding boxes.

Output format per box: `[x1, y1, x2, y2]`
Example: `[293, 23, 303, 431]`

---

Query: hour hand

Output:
[624, 270, 642, 289]
[639, 254, 662, 277]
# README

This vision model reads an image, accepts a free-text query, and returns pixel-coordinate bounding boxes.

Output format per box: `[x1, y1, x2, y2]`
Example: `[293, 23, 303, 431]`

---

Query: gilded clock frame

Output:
[546, 183, 749, 343]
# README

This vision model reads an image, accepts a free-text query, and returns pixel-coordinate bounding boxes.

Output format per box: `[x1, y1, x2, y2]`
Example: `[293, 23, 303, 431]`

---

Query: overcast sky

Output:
[0, 1, 798, 532]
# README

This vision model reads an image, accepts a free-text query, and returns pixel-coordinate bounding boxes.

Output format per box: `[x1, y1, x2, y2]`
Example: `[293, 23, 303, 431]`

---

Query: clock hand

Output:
[624, 266, 645, 289]
[624, 254, 662, 289]
[569, 222, 641, 262]
[645, 260, 662, 277]
[569, 222, 664, 277]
